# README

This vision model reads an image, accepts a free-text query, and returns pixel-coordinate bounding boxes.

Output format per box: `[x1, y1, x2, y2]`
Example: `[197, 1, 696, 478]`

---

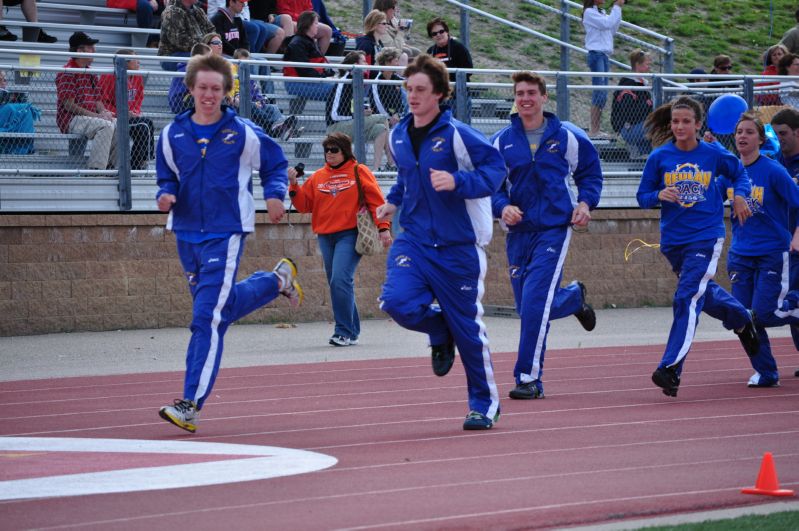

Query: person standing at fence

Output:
[491, 71, 602, 401]
[582, 0, 624, 139]
[637, 96, 759, 398]
[376, 54, 506, 430]
[155, 53, 302, 433]
[98, 49, 155, 170]
[158, 0, 216, 71]
[288, 133, 391, 347]
[770, 107, 799, 378]
[56, 32, 117, 171]
[716, 113, 799, 388]
[610, 49, 653, 157]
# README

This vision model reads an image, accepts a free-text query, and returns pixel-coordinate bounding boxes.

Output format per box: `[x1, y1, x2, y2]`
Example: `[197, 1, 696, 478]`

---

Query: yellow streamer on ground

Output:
[624, 239, 660, 261]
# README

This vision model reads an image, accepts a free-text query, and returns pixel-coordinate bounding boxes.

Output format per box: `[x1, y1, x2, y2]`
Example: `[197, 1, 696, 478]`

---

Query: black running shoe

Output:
[734, 311, 759, 358]
[431, 338, 455, 376]
[574, 281, 596, 332]
[0, 26, 17, 41]
[462, 410, 496, 430]
[794, 368, 799, 378]
[37, 30, 57, 43]
[651, 366, 680, 397]
[508, 381, 545, 400]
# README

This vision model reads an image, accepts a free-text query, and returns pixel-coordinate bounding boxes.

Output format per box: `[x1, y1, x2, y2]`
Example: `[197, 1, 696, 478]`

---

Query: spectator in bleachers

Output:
[372, 0, 418, 65]
[276, 0, 331, 55]
[230, 48, 301, 139]
[326, 51, 392, 171]
[610, 49, 652, 157]
[758, 44, 788, 106]
[208, 0, 284, 54]
[778, 53, 799, 109]
[55, 32, 117, 170]
[311, 0, 346, 56]
[710, 54, 733, 76]
[582, 0, 624, 139]
[356, 10, 388, 74]
[209, 0, 248, 56]
[0, 0, 57, 42]
[369, 47, 406, 128]
[168, 42, 211, 113]
[0, 69, 40, 155]
[99, 49, 155, 170]
[158, 0, 216, 71]
[780, 9, 799, 55]
[425, 17, 472, 83]
[106, 0, 164, 47]
[282, 10, 335, 101]
[248, 0, 294, 46]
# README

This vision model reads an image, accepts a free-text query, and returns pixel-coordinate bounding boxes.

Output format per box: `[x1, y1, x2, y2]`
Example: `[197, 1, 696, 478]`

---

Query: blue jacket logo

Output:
[431, 137, 446, 152]
[545, 139, 560, 153]
[221, 129, 238, 144]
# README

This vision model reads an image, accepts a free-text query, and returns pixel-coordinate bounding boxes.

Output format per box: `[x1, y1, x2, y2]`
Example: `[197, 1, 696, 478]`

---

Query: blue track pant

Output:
[176, 234, 280, 409]
[507, 227, 582, 385]
[659, 238, 750, 375]
[379, 237, 500, 419]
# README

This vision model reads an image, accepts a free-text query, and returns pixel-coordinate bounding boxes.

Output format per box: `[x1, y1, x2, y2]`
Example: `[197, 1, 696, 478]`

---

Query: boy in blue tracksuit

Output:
[770, 108, 799, 378]
[637, 96, 758, 398]
[155, 54, 302, 433]
[491, 71, 603, 400]
[717, 113, 799, 387]
[376, 54, 506, 430]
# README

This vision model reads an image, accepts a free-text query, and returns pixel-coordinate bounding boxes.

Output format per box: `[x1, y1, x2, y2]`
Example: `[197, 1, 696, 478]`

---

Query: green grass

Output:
[326, 0, 798, 75]
[641, 509, 799, 530]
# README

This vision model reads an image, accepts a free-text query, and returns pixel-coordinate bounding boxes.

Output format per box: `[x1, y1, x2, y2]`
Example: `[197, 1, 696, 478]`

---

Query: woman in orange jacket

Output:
[288, 132, 392, 346]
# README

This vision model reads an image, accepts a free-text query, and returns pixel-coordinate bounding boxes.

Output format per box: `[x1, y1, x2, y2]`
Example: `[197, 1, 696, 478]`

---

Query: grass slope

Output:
[327, 0, 798, 75]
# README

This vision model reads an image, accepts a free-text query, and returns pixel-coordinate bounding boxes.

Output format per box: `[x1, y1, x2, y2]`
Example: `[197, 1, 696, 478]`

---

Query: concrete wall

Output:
[0, 210, 734, 336]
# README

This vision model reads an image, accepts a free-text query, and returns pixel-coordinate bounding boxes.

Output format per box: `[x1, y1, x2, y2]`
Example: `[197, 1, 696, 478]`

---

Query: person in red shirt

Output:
[99, 49, 155, 170]
[288, 132, 391, 346]
[55, 32, 117, 170]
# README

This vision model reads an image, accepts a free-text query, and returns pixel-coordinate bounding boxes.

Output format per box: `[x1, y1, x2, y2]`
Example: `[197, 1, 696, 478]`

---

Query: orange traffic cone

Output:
[741, 452, 795, 497]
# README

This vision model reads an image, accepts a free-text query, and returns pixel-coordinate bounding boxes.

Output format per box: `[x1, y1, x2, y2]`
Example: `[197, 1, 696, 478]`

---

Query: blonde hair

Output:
[364, 9, 387, 35]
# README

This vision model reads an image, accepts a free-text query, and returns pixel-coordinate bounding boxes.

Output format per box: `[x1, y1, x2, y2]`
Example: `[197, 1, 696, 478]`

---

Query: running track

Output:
[1, 339, 797, 530]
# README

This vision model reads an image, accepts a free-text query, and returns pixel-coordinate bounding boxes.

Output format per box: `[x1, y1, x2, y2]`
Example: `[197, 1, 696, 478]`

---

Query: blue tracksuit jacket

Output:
[156, 106, 288, 234]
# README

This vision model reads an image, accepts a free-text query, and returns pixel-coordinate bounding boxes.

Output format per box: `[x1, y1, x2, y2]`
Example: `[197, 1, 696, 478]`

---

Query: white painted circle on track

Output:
[0, 437, 337, 501]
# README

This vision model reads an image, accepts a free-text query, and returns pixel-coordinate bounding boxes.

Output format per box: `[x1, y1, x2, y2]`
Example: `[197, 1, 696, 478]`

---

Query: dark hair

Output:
[771, 107, 799, 129]
[340, 50, 365, 75]
[765, 43, 788, 67]
[778, 53, 799, 76]
[376, 47, 402, 66]
[712, 54, 732, 72]
[582, 0, 597, 18]
[322, 132, 354, 162]
[735, 112, 765, 147]
[426, 17, 449, 37]
[372, 0, 396, 11]
[297, 10, 319, 36]
[190, 42, 212, 56]
[403, 53, 450, 101]
[511, 70, 546, 96]
[185, 53, 233, 93]
[795, 7, 799, 22]
[645, 96, 704, 147]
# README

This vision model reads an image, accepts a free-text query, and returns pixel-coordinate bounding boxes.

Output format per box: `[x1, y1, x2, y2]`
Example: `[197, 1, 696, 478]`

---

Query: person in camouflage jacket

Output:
[158, 0, 216, 70]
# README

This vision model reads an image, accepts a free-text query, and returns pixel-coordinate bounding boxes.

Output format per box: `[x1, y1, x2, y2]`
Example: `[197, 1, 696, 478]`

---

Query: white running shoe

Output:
[273, 258, 303, 307]
[159, 399, 200, 433]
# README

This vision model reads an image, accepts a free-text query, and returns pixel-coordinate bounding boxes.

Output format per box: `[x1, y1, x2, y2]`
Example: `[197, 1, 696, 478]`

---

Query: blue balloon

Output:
[707, 94, 748, 134]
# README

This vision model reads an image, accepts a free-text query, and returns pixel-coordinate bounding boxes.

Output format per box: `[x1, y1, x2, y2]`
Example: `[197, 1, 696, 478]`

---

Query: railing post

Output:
[664, 38, 674, 74]
[363, 0, 370, 19]
[352, 68, 367, 163]
[556, 72, 569, 121]
[460, 0, 470, 50]
[652, 74, 664, 109]
[114, 55, 131, 211]
[238, 61, 252, 119]
[455, 70, 470, 124]
[743, 77, 754, 107]
[559, 0, 570, 72]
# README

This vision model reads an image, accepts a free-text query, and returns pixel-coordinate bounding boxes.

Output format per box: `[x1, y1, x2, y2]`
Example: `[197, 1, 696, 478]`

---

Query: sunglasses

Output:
[429, 29, 447, 37]
[717, 65, 732, 71]
[378, 22, 389, 25]
[324, 146, 341, 154]
[210, 40, 223, 45]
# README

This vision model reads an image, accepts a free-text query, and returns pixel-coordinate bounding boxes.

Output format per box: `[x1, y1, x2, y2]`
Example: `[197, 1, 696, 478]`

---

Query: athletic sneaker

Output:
[795, 368, 799, 378]
[651, 366, 680, 397]
[573, 281, 596, 332]
[329, 334, 352, 347]
[273, 257, 303, 307]
[508, 380, 545, 400]
[0, 26, 17, 41]
[734, 311, 759, 357]
[348, 337, 359, 345]
[37, 30, 57, 43]
[159, 399, 200, 433]
[747, 372, 780, 388]
[431, 338, 455, 376]
[463, 410, 496, 430]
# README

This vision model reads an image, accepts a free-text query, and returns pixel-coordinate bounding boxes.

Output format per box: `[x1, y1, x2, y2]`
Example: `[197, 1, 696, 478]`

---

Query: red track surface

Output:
[1, 339, 797, 530]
